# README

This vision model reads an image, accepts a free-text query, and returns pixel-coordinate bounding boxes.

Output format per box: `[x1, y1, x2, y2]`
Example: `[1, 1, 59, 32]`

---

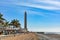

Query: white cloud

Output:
[0, 0, 60, 10]
[16, 0, 60, 10]
[22, 0, 60, 10]
[23, 3, 60, 10]
[12, 2, 60, 10]
[34, 0, 60, 7]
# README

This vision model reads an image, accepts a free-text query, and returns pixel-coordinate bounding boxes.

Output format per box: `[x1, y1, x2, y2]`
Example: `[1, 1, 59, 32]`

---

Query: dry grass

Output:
[1, 33, 39, 40]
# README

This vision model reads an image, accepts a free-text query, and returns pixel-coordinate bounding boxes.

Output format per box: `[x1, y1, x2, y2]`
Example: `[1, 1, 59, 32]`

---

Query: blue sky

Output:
[0, 0, 60, 32]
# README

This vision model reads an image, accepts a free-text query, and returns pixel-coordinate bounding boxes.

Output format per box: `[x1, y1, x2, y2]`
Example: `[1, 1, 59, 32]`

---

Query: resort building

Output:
[0, 11, 28, 35]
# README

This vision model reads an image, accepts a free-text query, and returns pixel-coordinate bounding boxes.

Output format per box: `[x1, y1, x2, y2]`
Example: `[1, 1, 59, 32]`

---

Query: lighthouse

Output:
[24, 11, 27, 32]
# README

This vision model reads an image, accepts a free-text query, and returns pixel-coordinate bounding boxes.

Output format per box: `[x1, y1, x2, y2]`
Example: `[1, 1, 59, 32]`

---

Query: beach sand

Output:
[1, 33, 39, 40]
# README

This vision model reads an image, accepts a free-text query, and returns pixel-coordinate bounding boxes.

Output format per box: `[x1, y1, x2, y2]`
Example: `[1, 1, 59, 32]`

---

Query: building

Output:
[0, 11, 28, 35]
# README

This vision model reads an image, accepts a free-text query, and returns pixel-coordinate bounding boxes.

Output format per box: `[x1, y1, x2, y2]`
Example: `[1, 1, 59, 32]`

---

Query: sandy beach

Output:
[0, 33, 39, 40]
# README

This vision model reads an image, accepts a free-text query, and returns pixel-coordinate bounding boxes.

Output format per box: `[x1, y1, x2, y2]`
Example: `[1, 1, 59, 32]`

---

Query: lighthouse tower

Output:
[24, 11, 28, 32]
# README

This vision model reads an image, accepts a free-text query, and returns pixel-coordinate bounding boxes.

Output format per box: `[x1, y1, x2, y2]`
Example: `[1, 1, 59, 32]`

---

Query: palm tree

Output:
[0, 13, 5, 26]
[4, 21, 9, 27]
[10, 19, 21, 28]
[0, 13, 5, 20]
